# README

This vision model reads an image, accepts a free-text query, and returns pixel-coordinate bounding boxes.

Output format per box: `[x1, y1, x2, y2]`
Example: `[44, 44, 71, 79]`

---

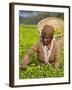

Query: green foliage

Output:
[19, 11, 64, 25]
[20, 63, 64, 79]
[19, 25, 39, 64]
[19, 25, 64, 79]
[54, 28, 62, 36]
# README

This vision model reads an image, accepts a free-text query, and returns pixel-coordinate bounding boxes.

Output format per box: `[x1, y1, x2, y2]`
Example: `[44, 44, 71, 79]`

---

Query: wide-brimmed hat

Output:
[37, 17, 64, 48]
[37, 17, 64, 37]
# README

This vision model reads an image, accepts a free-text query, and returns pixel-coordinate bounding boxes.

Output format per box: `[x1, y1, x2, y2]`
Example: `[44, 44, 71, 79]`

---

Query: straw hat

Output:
[37, 17, 64, 48]
[37, 17, 64, 36]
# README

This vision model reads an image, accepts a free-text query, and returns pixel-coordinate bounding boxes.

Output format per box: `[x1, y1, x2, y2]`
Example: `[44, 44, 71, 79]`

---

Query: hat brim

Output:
[37, 17, 64, 34]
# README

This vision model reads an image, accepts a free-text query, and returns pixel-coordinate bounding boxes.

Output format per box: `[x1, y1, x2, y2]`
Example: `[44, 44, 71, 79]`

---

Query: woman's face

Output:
[42, 32, 53, 46]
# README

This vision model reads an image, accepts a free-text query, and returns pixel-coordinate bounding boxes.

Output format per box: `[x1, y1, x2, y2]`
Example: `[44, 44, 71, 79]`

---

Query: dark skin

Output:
[41, 32, 53, 47]
[20, 33, 54, 70]
[20, 25, 60, 69]
[41, 25, 54, 47]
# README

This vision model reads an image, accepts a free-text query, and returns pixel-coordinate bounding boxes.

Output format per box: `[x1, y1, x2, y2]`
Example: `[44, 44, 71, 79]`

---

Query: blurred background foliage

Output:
[19, 11, 64, 25]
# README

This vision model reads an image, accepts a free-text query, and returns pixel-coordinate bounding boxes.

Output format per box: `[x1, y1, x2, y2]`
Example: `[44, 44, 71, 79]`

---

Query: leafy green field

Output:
[19, 25, 64, 79]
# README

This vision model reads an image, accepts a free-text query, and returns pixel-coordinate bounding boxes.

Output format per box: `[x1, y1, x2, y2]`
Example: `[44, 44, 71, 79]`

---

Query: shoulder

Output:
[53, 38, 60, 48]
[31, 40, 41, 50]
